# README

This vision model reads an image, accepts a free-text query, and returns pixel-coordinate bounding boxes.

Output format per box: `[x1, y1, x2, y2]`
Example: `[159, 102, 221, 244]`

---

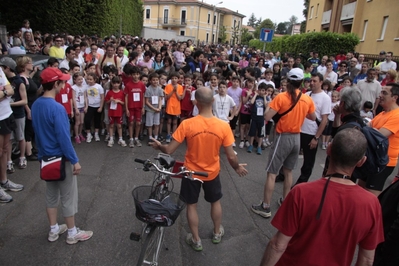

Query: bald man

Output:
[150, 86, 247, 251]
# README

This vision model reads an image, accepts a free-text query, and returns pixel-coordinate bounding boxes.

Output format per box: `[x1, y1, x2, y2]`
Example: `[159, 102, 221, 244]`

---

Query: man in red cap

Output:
[31, 67, 93, 244]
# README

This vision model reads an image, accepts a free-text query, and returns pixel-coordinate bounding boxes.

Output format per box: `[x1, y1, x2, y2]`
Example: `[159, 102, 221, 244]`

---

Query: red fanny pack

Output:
[40, 156, 66, 182]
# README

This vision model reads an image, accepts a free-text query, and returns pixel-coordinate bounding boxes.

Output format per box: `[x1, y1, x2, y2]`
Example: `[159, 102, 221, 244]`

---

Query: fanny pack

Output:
[40, 156, 67, 182]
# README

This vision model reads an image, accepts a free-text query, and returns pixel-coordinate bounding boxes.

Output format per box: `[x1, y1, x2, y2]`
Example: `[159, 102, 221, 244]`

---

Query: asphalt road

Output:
[0, 134, 395, 266]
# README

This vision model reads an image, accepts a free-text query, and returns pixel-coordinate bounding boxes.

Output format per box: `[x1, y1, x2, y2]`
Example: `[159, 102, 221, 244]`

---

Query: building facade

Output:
[306, 0, 399, 55]
[143, 0, 245, 44]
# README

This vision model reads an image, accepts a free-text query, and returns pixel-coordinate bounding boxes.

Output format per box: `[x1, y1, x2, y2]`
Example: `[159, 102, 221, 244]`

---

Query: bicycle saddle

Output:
[158, 156, 175, 169]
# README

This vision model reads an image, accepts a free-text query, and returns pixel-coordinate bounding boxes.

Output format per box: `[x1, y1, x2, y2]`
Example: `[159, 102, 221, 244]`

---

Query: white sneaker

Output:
[245, 140, 250, 147]
[86, 134, 93, 143]
[100, 129, 106, 136]
[232, 142, 236, 147]
[94, 134, 100, 142]
[118, 139, 127, 147]
[239, 141, 245, 149]
[265, 140, 271, 146]
[322, 144, 326, 150]
[129, 139, 134, 148]
[107, 139, 114, 147]
[48, 224, 67, 242]
[104, 134, 110, 142]
[66, 228, 93, 245]
[134, 139, 142, 147]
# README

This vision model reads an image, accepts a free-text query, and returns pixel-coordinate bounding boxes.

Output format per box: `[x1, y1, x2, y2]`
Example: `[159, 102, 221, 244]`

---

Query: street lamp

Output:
[211, 1, 223, 44]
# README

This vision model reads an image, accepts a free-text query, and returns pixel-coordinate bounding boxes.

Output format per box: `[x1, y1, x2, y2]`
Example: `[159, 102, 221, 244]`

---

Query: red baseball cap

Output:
[40, 67, 70, 84]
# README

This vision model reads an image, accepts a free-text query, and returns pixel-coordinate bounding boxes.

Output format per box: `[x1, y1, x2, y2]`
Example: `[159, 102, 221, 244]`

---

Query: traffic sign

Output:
[260, 28, 274, 42]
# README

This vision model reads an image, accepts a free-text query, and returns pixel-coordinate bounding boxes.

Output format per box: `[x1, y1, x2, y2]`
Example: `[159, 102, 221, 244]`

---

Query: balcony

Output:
[322, 10, 332, 25]
[341, 1, 356, 21]
[158, 18, 186, 27]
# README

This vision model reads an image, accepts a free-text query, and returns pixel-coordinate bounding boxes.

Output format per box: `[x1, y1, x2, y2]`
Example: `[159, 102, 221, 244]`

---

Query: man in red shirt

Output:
[260, 128, 384, 266]
[123, 65, 146, 148]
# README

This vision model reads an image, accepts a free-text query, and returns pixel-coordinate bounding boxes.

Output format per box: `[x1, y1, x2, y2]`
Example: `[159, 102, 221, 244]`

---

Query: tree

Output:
[255, 17, 263, 28]
[253, 18, 275, 39]
[276, 22, 289, 35]
[219, 26, 227, 44]
[231, 25, 240, 45]
[301, 0, 310, 33]
[240, 27, 253, 45]
[286, 15, 298, 35]
[247, 13, 257, 27]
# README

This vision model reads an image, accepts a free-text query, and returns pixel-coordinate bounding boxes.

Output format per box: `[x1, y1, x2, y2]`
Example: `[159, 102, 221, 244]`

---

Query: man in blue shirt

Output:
[32, 67, 93, 245]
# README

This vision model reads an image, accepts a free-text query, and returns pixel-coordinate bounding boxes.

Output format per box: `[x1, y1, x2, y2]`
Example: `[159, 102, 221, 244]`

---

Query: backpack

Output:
[348, 122, 389, 175]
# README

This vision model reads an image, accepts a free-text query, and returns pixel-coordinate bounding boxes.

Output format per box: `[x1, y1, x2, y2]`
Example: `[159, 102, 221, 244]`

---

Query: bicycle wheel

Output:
[136, 225, 165, 266]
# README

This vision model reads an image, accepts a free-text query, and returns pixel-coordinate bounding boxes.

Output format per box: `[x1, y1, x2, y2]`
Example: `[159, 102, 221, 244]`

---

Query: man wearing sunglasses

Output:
[49, 35, 65, 59]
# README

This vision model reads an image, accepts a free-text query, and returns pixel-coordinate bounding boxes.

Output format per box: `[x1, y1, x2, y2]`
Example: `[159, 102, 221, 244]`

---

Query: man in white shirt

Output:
[357, 68, 382, 115]
[316, 55, 328, 76]
[356, 54, 365, 70]
[116, 45, 129, 69]
[8, 38, 26, 55]
[380, 52, 397, 79]
[59, 46, 76, 70]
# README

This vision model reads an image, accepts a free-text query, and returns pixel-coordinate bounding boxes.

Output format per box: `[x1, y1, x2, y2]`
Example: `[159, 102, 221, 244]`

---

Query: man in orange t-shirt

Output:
[163, 72, 183, 143]
[150, 86, 248, 251]
[251, 68, 316, 219]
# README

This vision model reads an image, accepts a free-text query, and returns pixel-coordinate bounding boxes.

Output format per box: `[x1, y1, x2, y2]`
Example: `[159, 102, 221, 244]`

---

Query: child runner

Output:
[180, 74, 195, 121]
[227, 76, 242, 145]
[239, 77, 256, 148]
[145, 73, 164, 145]
[123, 65, 146, 148]
[84, 72, 104, 142]
[72, 73, 87, 144]
[164, 72, 183, 143]
[247, 83, 268, 155]
[105, 76, 126, 147]
[158, 72, 168, 142]
[258, 68, 276, 88]
[262, 85, 275, 148]
[212, 80, 237, 123]
[321, 90, 340, 149]
[191, 78, 204, 117]
[360, 101, 374, 120]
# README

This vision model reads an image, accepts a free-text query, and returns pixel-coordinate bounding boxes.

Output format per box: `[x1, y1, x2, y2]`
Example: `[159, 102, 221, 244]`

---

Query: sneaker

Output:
[118, 139, 127, 147]
[104, 134, 110, 142]
[75, 136, 81, 144]
[239, 141, 244, 149]
[251, 202, 271, 218]
[79, 134, 86, 142]
[322, 144, 326, 150]
[18, 158, 27, 169]
[7, 163, 15, 174]
[185, 233, 203, 251]
[134, 139, 142, 147]
[245, 140, 250, 147]
[94, 134, 100, 142]
[1, 179, 24, 192]
[166, 134, 171, 143]
[100, 128, 106, 136]
[247, 145, 253, 153]
[86, 134, 93, 143]
[212, 225, 225, 244]
[0, 187, 12, 203]
[256, 147, 262, 155]
[232, 142, 236, 147]
[48, 224, 67, 242]
[66, 228, 93, 245]
[278, 197, 284, 206]
[129, 139, 134, 148]
[107, 139, 114, 147]
[265, 139, 271, 146]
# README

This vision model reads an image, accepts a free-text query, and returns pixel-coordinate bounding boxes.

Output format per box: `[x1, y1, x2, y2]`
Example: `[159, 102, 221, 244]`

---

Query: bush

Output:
[248, 32, 359, 57]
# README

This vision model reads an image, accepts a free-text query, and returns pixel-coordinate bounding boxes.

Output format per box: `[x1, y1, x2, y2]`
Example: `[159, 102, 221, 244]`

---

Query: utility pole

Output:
[211, 1, 223, 44]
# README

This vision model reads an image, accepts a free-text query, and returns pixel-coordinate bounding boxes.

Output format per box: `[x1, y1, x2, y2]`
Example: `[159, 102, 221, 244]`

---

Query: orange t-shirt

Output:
[164, 83, 183, 115]
[371, 108, 399, 167]
[172, 115, 234, 181]
[270, 90, 315, 134]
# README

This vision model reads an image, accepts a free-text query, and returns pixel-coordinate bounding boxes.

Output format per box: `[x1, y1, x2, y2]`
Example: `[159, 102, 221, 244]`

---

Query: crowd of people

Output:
[1, 19, 399, 263]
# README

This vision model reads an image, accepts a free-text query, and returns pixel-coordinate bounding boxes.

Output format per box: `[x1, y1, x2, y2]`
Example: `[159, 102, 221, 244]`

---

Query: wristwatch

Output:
[313, 136, 319, 141]
[2, 89, 8, 97]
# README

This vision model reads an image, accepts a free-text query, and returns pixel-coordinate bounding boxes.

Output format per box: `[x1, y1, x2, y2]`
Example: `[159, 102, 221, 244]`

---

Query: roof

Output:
[242, 25, 255, 32]
[143, 0, 245, 18]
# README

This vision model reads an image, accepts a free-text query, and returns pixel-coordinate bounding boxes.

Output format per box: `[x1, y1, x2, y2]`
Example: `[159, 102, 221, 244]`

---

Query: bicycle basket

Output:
[132, 186, 186, 227]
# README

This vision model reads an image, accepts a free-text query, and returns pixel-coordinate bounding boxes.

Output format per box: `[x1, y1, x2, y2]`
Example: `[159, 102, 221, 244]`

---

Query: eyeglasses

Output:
[55, 40, 62, 42]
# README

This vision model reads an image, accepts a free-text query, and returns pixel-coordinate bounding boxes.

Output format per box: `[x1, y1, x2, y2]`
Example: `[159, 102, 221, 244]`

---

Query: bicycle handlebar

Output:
[135, 158, 207, 183]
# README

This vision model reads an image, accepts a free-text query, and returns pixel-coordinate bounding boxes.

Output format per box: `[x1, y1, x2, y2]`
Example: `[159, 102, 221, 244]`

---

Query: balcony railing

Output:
[341, 1, 356, 21]
[322, 10, 331, 25]
[158, 18, 186, 27]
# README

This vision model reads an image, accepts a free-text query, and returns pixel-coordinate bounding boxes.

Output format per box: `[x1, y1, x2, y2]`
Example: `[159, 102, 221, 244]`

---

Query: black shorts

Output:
[0, 114, 15, 135]
[322, 120, 333, 136]
[240, 113, 251, 125]
[355, 166, 395, 191]
[179, 175, 222, 204]
[165, 113, 178, 120]
[229, 115, 239, 130]
[248, 119, 264, 137]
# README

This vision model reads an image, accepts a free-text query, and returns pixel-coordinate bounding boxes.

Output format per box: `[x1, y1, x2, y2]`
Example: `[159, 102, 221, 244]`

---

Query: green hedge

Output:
[249, 31, 359, 56]
[1, 0, 143, 37]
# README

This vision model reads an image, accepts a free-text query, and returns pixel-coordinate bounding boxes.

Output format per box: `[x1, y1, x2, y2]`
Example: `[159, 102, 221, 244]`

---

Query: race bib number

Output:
[79, 95, 84, 103]
[61, 94, 68, 103]
[110, 101, 117, 110]
[133, 93, 140, 102]
[152, 96, 158, 105]
[257, 107, 263, 116]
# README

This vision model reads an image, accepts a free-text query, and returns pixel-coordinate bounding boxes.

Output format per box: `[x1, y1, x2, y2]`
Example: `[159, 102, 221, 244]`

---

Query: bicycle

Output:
[130, 153, 208, 266]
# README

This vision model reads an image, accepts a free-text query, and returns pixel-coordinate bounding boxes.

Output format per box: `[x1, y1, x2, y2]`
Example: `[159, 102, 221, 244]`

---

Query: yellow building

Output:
[306, 0, 399, 55]
[143, 0, 245, 44]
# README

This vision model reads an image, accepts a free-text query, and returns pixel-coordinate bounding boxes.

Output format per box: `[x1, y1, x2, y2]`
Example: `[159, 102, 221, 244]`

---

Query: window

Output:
[208, 13, 210, 24]
[361, 20, 368, 41]
[181, 10, 186, 24]
[164, 9, 169, 24]
[238, 21, 240, 29]
[180, 30, 185, 36]
[310, 6, 314, 19]
[316, 4, 319, 18]
[212, 34, 215, 43]
[378, 16, 388, 40]
[206, 33, 209, 43]
[234, 20, 236, 29]
[214, 15, 216, 25]
[145, 9, 150, 19]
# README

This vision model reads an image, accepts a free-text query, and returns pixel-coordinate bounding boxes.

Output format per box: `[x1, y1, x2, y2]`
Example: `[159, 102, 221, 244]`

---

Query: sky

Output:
[206, 0, 305, 26]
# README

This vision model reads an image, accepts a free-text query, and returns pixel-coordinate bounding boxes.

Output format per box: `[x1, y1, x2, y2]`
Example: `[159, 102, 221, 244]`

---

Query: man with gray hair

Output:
[8, 38, 26, 55]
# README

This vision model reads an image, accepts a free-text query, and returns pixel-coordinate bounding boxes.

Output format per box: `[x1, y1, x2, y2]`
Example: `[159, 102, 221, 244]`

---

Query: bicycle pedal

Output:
[130, 232, 141, 241]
